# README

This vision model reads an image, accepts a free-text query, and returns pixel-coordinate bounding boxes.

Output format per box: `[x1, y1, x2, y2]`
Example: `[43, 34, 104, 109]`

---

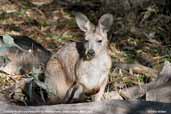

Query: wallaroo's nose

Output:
[87, 49, 95, 56]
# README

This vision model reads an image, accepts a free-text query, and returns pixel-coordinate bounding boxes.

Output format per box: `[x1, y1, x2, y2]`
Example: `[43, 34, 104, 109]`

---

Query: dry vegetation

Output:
[0, 0, 171, 104]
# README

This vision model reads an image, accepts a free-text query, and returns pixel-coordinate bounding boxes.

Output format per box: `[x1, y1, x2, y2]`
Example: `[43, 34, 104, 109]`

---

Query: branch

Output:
[114, 63, 158, 77]
[0, 100, 171, 114]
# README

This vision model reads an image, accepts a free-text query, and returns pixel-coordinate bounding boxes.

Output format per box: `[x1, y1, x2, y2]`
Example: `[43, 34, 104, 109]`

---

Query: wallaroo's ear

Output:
[75, 12, 95, 32]
[97, 13, 113, 33]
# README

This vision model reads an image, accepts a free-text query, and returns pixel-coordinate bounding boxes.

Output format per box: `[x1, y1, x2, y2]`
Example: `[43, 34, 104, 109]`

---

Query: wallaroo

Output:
[38, 12, 114, 104]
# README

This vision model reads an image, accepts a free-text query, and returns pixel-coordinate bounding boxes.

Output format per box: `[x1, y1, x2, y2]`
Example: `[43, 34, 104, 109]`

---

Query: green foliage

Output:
[0, 35, 16, 53]
[137, 75, 151, 84]
[28, 81, 33, 101]
[24, 67, 45, 103]
[163, 56, 171, 63]
[124, 50, 137, 64]
[0, 46, 8, 52]
[123, 79, 135, 87]
[1, 35, 27, 52]
[2, 34, 15, 47]
[0, 56, 10, 65]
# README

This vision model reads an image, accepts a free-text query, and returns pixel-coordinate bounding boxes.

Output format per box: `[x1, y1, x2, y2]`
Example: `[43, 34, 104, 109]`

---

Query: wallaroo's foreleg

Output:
[92, 78, 108, 101]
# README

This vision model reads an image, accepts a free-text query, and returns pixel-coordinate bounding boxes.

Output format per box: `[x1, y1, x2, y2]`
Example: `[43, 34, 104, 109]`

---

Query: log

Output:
[0, 100, 171, 114]
[106, 61, 171, 101]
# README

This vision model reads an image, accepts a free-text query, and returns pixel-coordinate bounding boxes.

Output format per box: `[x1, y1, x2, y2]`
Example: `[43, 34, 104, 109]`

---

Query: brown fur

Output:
[44, 13, 113, 104]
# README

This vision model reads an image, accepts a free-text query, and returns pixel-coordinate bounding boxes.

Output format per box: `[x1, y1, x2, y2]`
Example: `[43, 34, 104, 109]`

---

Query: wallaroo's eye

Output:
[97, 40, 102, 43]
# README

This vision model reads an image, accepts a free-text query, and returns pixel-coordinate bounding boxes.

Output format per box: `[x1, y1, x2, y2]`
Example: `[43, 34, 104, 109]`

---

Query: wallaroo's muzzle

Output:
[84, 49, 95, 60]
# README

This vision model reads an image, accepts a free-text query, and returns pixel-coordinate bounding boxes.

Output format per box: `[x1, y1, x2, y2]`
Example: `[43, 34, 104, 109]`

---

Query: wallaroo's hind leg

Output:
[63, 83, 86, 103]
[92, 78, 108, 101]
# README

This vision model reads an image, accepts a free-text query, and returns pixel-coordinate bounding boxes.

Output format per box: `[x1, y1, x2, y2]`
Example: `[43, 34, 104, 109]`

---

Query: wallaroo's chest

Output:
[78, 53, 111, 72]
[76, 52, 111, 90]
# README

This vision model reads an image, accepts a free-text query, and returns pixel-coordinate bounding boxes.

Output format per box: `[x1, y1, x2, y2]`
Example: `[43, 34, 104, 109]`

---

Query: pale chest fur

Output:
[76, 52, 111, 90]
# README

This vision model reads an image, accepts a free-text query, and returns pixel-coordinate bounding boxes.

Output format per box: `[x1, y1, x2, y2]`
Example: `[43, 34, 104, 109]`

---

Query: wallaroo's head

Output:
[75, 12, 113, 60]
